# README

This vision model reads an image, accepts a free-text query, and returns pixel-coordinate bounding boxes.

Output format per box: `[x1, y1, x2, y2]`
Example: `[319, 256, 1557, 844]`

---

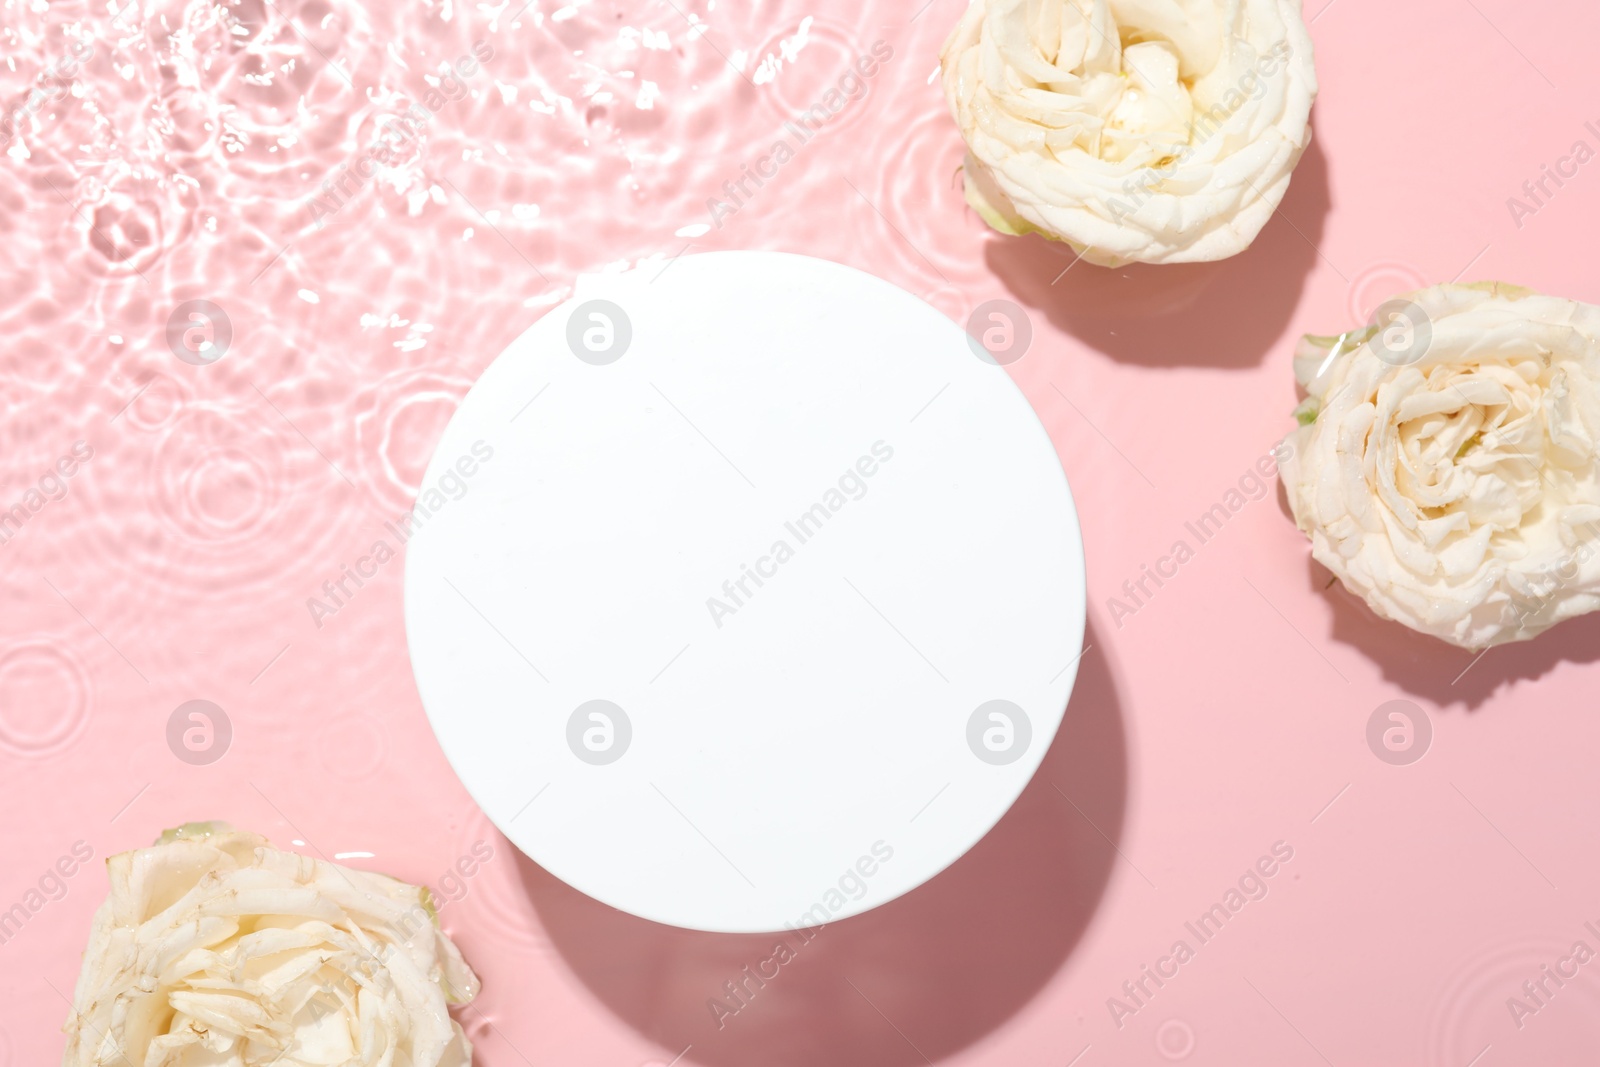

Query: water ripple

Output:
[0, 640, 91, 758]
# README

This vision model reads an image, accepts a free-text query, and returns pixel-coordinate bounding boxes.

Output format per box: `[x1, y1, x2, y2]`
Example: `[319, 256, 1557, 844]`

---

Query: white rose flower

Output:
[62, 823, 480, 1067]
[1281, 283, 1600, 648]
[939, 0, 1317, 266]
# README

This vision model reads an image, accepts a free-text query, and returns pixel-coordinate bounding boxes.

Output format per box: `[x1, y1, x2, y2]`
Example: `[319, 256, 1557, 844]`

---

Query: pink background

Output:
[3, 0, 1600, 1064]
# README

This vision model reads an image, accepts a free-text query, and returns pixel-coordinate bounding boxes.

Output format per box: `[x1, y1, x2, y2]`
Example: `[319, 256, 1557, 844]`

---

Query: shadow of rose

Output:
[1306, 556, 1600, 709]
[981, 129, 1331, 370]
[516, 620, 1126, 1067]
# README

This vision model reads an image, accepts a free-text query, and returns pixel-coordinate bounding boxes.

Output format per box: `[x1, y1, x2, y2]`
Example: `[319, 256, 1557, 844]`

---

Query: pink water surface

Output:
[4, 0, 1600, 1063]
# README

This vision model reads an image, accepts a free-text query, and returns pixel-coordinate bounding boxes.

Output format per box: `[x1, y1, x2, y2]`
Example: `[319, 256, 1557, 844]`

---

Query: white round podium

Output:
[405, 252, 1085, 932]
